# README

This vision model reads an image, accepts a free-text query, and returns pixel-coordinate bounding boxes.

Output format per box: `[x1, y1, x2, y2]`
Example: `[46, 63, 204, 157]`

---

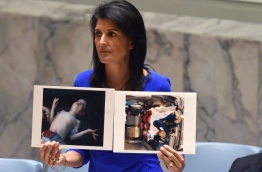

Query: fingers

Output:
[93, 133, 98, 140]
[40, 141, 61, 166]
[52, 145, 61, 165]
[53, 97, 59, 104]
[163, 145, 183, 162]
[48, 142, 59, 166]
[158, 145, 184, 171]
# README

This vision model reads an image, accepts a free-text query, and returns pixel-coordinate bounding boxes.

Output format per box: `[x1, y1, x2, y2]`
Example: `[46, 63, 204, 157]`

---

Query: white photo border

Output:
[31, 85, 115, 150]
[114, 91, 197, 154]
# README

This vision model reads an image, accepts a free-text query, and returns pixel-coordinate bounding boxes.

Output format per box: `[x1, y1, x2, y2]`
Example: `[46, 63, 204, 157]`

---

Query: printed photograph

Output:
[125, 95, 184, 151]
[32, 85, 115, 150]
[114, 91, 196, 154]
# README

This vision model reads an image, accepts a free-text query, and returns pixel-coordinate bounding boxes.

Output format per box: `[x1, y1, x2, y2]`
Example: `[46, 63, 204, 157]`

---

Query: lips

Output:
[99, 51, 111, 58]
[100, 50, 110, 53]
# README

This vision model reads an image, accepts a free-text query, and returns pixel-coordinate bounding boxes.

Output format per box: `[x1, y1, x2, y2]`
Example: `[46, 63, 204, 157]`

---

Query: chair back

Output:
[0, 158, 43, 172]
[47, 165, 89, 172]
[183, 142, 262, 172]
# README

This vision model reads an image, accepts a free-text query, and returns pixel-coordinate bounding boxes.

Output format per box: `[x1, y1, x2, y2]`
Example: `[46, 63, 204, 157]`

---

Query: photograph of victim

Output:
[41, 88, 106, 147]
[124, 95, 184, 151]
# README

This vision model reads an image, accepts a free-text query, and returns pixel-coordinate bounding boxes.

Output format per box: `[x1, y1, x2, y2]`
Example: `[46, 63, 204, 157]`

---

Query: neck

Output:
[68, 110, 76, 116]
[104, 65, 130, 90]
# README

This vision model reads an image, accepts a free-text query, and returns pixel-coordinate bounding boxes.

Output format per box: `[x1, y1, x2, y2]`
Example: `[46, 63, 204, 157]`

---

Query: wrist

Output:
[51, 154, 67, 171]
[59, 154, 67, 166]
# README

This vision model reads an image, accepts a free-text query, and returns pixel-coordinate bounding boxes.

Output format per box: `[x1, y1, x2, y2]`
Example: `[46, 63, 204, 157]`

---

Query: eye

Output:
[109, 32, 116, 37]
[95, 31, 102, 37]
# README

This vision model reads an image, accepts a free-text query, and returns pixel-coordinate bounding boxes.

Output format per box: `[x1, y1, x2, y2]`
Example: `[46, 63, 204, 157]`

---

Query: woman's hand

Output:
[40, 141, 62, 166]
[158, 145, 185, 172]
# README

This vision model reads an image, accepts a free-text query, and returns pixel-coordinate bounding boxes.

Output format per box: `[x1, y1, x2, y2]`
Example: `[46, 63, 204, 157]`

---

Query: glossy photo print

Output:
[114, 91, 196, 154]
[31, 85, 115, 150]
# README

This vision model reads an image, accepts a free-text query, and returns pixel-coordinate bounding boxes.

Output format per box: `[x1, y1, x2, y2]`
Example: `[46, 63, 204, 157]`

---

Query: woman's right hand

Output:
[40, 141, 61, 166]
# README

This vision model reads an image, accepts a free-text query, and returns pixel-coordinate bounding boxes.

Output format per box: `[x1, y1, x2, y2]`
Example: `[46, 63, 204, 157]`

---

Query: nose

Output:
[99, 34, 107, 47]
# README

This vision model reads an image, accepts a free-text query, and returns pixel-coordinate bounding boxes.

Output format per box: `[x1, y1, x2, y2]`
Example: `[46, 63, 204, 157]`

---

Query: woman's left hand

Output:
[158, 145, 185, 172]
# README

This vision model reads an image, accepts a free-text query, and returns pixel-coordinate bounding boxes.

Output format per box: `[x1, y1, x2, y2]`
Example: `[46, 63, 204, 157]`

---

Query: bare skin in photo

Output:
[42, 97, 98, 144]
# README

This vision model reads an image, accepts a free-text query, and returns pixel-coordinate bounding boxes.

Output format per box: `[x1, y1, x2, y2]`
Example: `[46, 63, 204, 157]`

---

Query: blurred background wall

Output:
[0, 0, 262, 165]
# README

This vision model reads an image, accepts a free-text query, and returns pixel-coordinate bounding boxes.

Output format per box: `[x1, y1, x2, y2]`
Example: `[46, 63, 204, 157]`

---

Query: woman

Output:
[40, 0, 185, 171]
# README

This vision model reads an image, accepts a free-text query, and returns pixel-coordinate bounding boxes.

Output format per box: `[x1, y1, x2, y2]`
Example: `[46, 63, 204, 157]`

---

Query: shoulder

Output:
[144, 70, 172, 92]
[75, 69, 93, 80]
[74, 69, 94, 87]
[236, 152, 262, 162]
[229, 152, 262, 172]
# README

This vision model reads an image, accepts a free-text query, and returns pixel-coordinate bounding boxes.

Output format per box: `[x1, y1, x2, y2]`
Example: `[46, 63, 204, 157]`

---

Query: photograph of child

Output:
[41, 88, 104, 146]
[32, 85, 115, 150]
[124, 95, 184, 152]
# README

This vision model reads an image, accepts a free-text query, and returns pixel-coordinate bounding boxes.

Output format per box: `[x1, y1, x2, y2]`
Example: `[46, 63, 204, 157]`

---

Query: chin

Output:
[99, 59, 110, 64]
[99, 56, 110, 62]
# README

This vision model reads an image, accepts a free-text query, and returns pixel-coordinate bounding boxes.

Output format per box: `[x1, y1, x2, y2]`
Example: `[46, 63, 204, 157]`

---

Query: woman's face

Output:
[94, 18, 133, 66]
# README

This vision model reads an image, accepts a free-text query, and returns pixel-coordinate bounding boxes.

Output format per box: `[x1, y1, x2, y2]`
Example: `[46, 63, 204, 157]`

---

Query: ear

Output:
[129, 41, 133, 50]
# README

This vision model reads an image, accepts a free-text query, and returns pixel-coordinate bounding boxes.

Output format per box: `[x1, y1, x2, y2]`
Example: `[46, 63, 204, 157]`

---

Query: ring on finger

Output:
[169, 161, 174, 167]
[49, 157, 57, 162]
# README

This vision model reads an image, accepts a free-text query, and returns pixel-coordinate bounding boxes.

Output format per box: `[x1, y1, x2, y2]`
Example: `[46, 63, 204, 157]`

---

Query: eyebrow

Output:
[95, 28, 119, 32]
